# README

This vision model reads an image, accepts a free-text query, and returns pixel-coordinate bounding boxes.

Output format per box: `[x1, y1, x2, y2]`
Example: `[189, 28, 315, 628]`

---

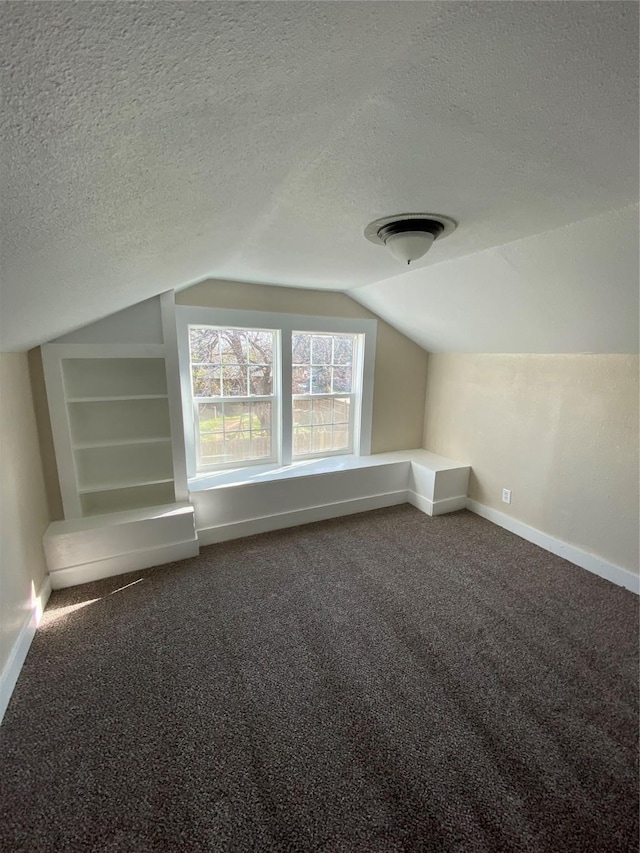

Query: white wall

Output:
[424, 354, 639, 576]
[0, 354, 51, 718]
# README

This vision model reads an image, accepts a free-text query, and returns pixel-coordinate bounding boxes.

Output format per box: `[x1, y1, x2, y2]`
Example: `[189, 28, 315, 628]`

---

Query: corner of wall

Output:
[27, 347, 64, 521]
[1, 352, 53, 722]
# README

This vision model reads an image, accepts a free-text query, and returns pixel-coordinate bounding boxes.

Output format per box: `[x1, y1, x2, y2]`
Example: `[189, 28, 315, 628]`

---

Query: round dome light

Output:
[364, 213, 457, 265]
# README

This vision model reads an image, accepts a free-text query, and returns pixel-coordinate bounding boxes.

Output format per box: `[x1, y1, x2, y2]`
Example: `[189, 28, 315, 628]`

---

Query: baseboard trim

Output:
[467, 499, 639, 594]
[0, 575, 52, 725]
[197, 490, 408, 546]
[407, 491, 468, 517]
[48, 538, 200, 590]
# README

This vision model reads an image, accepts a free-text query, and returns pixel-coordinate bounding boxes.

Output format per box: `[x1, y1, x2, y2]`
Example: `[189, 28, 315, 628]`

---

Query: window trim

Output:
[176, 306, 377, 479]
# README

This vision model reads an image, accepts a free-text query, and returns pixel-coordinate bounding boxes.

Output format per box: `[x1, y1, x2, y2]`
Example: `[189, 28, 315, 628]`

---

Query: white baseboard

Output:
[407, 491, 468, 517]
[198, 490, 408, 546]
[0, 575, 52, 725]
[49, 538, 199, 590]
[467, 499, 639, 594]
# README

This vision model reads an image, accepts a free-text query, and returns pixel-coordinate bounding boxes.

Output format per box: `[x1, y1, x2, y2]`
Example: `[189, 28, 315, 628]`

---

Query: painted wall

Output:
[176, 279, 428, 454]
[424, 354, 639, 575]
[0, 354, 51, 677]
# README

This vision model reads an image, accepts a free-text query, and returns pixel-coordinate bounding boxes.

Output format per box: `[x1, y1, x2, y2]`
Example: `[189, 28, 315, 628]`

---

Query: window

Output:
[292, 332, 358, 458]
[177, 307, 376, 478]
[188, 326, 278, 469]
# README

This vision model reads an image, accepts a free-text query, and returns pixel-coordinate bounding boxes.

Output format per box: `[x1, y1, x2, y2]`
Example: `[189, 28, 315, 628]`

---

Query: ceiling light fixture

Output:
[364, 213, 457, 265]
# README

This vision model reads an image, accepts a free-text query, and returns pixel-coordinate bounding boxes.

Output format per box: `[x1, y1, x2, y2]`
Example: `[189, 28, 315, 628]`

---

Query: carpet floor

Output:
[1, 506, 638, 852]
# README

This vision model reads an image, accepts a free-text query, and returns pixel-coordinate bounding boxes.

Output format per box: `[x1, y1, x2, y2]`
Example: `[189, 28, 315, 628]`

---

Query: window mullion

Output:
[280, 328, 293, 466]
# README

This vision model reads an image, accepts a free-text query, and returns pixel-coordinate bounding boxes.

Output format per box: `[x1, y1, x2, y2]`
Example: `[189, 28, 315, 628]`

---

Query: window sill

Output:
[188, 449, 467, 493]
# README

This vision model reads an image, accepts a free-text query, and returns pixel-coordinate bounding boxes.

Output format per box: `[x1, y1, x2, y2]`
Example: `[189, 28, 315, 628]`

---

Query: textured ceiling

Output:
[1, 1, 638, 350]
[353, 205, 640, 353]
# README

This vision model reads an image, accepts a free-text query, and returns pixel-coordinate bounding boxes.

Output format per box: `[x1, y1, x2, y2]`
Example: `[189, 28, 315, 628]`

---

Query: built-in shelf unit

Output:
[40, 293, 197, 590]
[42, 341, 187, 519]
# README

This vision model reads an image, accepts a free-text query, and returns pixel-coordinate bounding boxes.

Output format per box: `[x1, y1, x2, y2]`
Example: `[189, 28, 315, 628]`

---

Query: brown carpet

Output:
[1, 505, 638, 852]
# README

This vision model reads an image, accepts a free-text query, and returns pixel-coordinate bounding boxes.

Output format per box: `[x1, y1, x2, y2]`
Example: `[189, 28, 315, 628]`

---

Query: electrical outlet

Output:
[502, 488, 512, 504]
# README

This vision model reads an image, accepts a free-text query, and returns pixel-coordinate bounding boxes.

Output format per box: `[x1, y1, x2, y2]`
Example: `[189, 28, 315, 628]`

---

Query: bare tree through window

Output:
[189, 326, 276, 467]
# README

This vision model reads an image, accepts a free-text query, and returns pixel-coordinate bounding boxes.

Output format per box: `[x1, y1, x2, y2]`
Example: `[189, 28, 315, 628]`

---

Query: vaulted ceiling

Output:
[1, 1, 638, 351]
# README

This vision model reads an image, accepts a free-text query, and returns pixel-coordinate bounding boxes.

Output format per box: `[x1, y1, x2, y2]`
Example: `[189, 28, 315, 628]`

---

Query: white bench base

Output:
[42, 451, 470, 589]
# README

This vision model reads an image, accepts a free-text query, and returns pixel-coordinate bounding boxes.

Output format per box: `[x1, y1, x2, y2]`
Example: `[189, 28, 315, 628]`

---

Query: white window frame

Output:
[189, 324, 281, 473]
[291, 331, 362, 461]
[176, 306, 377, 479]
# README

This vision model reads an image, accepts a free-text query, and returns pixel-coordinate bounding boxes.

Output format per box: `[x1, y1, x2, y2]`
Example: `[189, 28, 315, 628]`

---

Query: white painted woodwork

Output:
[160, 292, 190, 503]
[41, 295, 189, 518]
[176, 306, 377, 478]
[79, 483, 176, 517]
[63, 357, 168, 398]
[44, 503, 198, 590]
[467, 500, 639, 595]
[40, 450, 470, 588]
[68, 398, 172, 446]
[191, 450, 471, 544]
[0, 576, 51, 724]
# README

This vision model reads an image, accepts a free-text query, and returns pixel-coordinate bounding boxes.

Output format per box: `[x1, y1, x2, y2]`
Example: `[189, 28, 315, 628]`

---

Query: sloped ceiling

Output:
[353, 205, 640, 353]
[1, 1, 638, 351]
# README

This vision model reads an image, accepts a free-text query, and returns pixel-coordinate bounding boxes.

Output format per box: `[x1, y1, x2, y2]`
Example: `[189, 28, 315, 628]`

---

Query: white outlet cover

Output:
[502, 489, 512, 504]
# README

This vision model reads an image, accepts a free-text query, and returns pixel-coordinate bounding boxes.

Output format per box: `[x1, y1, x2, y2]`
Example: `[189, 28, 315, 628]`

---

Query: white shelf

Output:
[43, 331, 187, 519]
[67, 394, 168, 403]
[78, 477, 175, 495]
[72, 436, 172, 450]
[75, 441, 174, 492]
[68, 397, 172, 445]
[63, 357, 168, 399]
[80, 481, 177, 517]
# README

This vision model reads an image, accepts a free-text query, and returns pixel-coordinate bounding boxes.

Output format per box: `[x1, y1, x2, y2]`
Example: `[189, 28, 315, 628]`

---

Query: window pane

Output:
[191, 326, 277, 470]
[199, 433, 225, 464]
[291, 396, 352, 459]
[293, 427, 311, 456]
[291, 330, 359, 459]
[333, 397, 350, 424]
[292, 333, 310, 364]
[332, 366, 352, 393]
[192, 365, 221, 397]
[312, 398, 333, 424]
[292, 366, 310, 394]
[197, 405, 273, 466]
[250, 430, 270, 458]
[248, 331, 273, 365]
[311, 335, 332, 364]
[312, 426, 332, 453]
[333, 336, 354, 365]
[220, 330, 247, 362]
[249, 365, 272, 395]
[333, 426, 350, 450]
[189, 327, 220, 364]
[251, 401, 272, 431]
[197, 402, 223, 433]
[222, 365, 247, 396]
[226, 434, 253, 462]
[311, 366, 331, 394]
[293, 400, 311, 426]
[223, 402, 251, 433]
